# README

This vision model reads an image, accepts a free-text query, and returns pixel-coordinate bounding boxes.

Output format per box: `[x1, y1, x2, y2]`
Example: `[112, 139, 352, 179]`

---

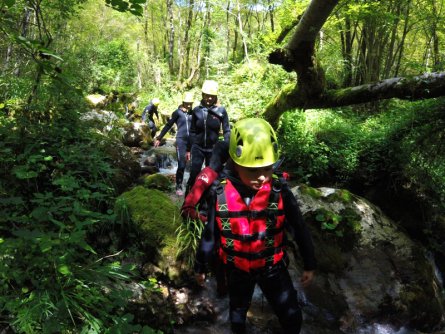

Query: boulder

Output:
[140, 173, 172, 192]
[293, 185, 445, 332]
[122, 122, 152, 148]
[114, 186, 181, 278]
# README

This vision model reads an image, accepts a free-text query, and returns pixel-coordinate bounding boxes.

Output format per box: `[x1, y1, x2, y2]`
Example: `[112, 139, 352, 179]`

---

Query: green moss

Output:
[114, 186, 179, 258]
[299, 184, 322, 199]
[326, 189, 354, 203]
[304, 207, 361, 252]
[141, 173, 172, 192]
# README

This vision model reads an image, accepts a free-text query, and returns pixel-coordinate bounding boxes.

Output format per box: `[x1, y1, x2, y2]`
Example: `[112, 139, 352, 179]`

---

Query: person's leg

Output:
[257, 263, 302, 334]
[148, 121, 156, 138]
[185, 145, 205, 195]
[204, 150, 212, 167]
[151, 124, 158, 138]
[227, 267, 255, 334]
[213, 256, 227, 298]
[175, 138, 187, 195]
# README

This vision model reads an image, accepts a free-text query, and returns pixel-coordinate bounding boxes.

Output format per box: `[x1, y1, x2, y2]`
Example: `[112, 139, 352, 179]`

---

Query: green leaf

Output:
[31, 206, 50, 222]
[52, 175, 80, 191]
[0, 196, 24, 205]
[78, 241, 97, 254]
[315, 213, 325, 222]
[58, 265, 71, 275]
[12, 166, 38, 179]
[322, 222, 337, 230]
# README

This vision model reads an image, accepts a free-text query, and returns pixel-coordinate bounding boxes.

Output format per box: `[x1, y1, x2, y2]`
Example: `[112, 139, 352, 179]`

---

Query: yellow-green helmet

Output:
[202, 80, 218, 95]
[182, 92, 194, 104]
[229, 118, 279, 168]
[152, 98, 160, 106]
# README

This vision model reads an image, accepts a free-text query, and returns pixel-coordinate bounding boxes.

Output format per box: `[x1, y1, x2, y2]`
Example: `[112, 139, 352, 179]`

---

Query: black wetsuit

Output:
[142, 102, 159, 137]
[156, 105, 192, 189]
[186, 103, 230, 193]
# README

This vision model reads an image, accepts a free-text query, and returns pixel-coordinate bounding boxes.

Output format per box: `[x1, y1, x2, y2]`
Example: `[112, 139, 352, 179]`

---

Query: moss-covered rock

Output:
[114, 186, 180, 276]
[140, 173, 172, 192]
[292, 185, 445, 332]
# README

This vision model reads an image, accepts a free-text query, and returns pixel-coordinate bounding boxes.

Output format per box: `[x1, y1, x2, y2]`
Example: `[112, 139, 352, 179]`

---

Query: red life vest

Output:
[215, 177, 286, 272]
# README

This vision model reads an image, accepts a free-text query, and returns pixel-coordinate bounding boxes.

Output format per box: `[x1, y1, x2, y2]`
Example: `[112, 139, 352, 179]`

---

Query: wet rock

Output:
[122, 122, 152, 147]
[294, 186, 445, 332]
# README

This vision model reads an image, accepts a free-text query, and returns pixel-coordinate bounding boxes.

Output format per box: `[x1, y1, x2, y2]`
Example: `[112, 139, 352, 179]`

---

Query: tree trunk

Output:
[263, 72, 445, 126]
[166, 0, 174, 75]
[430, 0, 440, 71]
[225, 0, 231, 66]
[268, 0, 275, 32]
[276, 17, 299, 44]
[236, 0, 249, 63]
[394, 3, 410, 76]
[182, 0, 194, 80]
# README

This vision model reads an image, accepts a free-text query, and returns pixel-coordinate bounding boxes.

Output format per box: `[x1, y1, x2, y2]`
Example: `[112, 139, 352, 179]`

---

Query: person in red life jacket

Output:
[180, 139, 290, 222]
[194, 118, 316, 334]
[142, 97, 160, 138]
[185, 80, 230, 195]
[154, 92, 194, 196]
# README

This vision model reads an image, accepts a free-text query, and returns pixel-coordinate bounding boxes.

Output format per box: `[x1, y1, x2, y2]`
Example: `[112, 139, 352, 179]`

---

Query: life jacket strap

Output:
[222, 245, 283, 260]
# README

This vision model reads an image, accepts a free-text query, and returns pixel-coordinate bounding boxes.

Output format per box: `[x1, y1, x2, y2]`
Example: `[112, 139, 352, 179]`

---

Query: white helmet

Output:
[201, 80, 218, 95]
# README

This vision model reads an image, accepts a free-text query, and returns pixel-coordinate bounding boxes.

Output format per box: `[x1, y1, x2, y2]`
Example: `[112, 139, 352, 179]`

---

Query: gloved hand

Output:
[181, 166, 218, 222]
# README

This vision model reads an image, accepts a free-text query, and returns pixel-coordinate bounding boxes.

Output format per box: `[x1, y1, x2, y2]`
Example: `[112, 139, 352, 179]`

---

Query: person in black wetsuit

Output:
[142, 97, 160, 138]
[186, 80, 230, 195]
[154, 92, 194, 196]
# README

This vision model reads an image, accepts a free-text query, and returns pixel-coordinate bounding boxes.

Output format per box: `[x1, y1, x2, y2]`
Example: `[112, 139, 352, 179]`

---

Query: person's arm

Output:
[189, 107, 198, 147]
[154, 107, 159, 120]
[220, 107, 230, 142]
[181, 141, 229, 220]
[157, 110, 178, 141]
[209, 140, 230, 173]
[194, 192, 217, 278]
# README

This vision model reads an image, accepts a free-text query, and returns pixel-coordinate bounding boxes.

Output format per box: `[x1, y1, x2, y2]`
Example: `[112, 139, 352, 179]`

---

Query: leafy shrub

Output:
[0, 110, 155, 332]
[175, 218, 204, 270]
[279, 109, 360, 183]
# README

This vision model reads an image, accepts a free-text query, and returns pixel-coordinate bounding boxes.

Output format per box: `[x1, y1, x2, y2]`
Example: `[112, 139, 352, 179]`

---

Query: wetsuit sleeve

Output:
[154, 107, 159, 120]
[220, 107, 230, 142]
[189, 107, 198, 147]
[194, 190, 217, 274]
[142, 105, 150, 122]
[209, 141, 230, 173]
[282, 185, 317, 271]
[157, 109, 179, 140]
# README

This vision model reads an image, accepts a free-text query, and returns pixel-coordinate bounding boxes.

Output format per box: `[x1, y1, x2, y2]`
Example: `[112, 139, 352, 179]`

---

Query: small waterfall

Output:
[140, 139, 190, 183]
